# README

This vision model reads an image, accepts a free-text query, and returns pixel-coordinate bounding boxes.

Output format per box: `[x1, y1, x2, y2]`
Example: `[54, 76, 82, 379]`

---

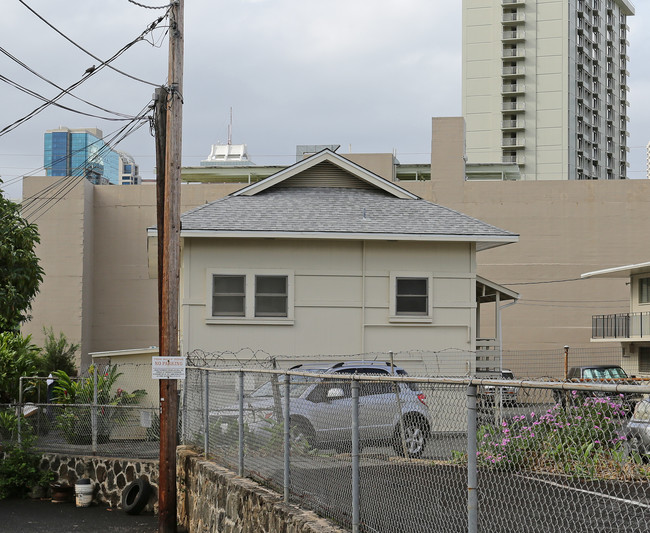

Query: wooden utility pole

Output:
[157, 1, 183, 532]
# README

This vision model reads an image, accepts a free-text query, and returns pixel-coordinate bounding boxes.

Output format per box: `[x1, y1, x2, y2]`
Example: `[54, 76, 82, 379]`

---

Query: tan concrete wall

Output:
[22, 177, 94, 365]
[428, 117, 648, 353]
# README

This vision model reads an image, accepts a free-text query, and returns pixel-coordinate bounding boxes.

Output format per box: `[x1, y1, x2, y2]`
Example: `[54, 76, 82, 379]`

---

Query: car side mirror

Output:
[327, 387, 345, 400]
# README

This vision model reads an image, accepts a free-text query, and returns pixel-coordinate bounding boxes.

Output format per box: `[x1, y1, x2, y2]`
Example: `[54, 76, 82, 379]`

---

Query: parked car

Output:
[625, 398, 650, 460]
[554, 365, 643, 414]
[479, 369, 518, 406]
[210, 361, 432, 458]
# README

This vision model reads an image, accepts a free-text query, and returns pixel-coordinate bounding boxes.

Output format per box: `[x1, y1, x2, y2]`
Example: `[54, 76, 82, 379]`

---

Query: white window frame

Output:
[389, 272, 433, 323]
[206, 269, 294, 325]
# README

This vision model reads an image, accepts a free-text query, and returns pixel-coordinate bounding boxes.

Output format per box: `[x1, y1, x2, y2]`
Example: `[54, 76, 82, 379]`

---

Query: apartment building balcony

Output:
[592, 313, 650, 341]
[502, 30, 525, 41]
[502, 12, 525, 24]
[502, 47, 525, 59]
[502, 154, 525, 165]
[501, 137, 525, 148]
[502, 119, 525, 130]
[502, 101, 525, 112]
[501, 83, 526, 95]
[502, 65, 525, 77]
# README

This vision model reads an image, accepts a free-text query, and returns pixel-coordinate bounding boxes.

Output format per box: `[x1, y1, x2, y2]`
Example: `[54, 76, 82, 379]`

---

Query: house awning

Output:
[476, 275, 519, 304]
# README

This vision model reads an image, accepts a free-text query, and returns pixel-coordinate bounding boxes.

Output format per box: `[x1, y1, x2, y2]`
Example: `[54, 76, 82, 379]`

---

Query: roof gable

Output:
[232, 149, 418, 200]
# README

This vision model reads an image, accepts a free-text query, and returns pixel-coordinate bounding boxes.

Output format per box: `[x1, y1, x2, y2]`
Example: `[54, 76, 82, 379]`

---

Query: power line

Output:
[128, 0, 172, 9]
[0, 17, 162, 139]
[19, 102, 153, 219]
[0, 46, 135, 119]
[0, 73, 136, 121]
[18, 0, 168, 88]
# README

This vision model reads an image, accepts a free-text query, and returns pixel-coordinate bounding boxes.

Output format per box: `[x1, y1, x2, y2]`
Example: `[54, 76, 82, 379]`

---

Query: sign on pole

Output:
[152, 356, 186, 380]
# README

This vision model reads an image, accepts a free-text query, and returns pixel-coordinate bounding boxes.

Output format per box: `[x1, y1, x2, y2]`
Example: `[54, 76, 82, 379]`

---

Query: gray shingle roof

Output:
[180, 187, 517, 242]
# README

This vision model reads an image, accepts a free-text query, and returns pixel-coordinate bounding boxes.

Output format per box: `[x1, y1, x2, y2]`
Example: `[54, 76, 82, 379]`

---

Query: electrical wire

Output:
[128, 0, 173, 9]
[18, 0, 168, 87]
[0, 46, 134, 119]
[0, 17, 164, 139]
[20, 101, 154, 220]
[0, 74, 136, 121]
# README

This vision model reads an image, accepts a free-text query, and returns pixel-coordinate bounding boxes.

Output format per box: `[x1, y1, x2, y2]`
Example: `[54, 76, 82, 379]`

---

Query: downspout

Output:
[361, 241, 366, 354]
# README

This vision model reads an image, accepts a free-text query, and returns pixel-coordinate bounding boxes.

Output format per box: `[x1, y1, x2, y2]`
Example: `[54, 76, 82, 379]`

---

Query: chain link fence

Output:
[0, 363, 159, 459]
[182, 356, 650, 533]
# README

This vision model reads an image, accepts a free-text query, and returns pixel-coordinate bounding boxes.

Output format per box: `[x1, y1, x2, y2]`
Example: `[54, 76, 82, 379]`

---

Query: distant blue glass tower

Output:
[44, 127, 119, 184]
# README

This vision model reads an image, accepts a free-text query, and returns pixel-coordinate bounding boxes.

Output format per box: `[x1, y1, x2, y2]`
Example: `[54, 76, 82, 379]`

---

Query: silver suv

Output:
[213, 361, 432, 458]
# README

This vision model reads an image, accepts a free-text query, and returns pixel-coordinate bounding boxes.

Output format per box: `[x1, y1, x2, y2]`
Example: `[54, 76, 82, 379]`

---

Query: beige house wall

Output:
[182, 237, 476, 375]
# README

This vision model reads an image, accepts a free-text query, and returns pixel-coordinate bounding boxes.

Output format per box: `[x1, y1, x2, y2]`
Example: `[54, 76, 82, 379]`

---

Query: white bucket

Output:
[75, 482, 94, 507]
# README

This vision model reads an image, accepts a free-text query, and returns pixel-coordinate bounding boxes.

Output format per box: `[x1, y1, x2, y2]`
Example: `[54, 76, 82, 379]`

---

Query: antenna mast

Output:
[227, 107, 232, 145]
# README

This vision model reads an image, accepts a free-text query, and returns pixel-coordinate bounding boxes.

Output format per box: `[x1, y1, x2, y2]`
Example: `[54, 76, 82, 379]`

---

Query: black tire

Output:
[290, 419, 316, 449]
[122, 478, 152, 515]
[393, 417, 428, 458]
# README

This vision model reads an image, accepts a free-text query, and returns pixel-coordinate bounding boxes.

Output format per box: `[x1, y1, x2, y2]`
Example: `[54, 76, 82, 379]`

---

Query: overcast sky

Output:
[1, 0, 648, 199]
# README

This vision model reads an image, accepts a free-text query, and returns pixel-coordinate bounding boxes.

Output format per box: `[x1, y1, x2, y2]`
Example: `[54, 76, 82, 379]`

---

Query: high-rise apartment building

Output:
[44, 127, 120, 184]
[463, 0, 634, 180]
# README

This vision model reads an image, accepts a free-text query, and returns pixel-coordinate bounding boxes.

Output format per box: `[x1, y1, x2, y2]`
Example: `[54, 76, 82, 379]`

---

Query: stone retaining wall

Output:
[40, 453, 159, 512]
[177, 446, 345, 533]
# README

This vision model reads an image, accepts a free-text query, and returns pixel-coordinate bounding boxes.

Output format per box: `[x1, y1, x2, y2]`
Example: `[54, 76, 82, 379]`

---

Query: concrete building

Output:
[44, 127, 120, 185]
[463, 0, 634, 180]
[117, 152, 141, 185]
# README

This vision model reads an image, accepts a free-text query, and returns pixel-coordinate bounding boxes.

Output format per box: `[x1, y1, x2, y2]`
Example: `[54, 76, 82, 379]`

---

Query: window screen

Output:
[212, 275, 245, 316]
[396, 278, 428, 315]
[255, 275, 288, 317]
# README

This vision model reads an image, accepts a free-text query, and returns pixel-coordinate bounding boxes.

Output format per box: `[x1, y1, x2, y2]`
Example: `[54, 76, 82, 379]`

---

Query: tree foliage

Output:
[38, 327, 78, 376]
[0, 332, 40, 403]
[0, 193, 44, 332]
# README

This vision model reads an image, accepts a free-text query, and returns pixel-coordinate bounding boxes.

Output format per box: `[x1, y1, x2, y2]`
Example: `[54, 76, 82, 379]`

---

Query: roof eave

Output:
[582, 261, 650, 279]
[167, 229, 518, 246]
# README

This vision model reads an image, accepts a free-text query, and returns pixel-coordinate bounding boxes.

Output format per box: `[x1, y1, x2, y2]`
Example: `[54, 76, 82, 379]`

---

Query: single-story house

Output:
[155, 149, 519, 375]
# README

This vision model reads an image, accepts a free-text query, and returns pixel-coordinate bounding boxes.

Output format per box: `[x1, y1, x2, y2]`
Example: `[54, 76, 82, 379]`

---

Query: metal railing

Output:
[592, 312, 650, 339]
[182, 364, 650, 533]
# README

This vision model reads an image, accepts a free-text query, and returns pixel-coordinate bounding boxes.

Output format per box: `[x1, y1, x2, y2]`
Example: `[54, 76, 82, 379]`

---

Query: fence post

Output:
[17, 377, 23, 445]
[283, 372, 290, 503]
[467, 383, 478, 533]
[182, 370, 188, 444]
[238, 371, 244, 477]
[203, 369, 209, 459]
[352, 379, 360, 533]
[92, 368, 98, 454]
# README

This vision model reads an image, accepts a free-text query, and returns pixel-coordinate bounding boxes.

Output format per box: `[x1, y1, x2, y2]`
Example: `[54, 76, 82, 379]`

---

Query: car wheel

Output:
[290, 419, 315, 450]
[393, 417, 427, 458]
[624, 435, 646, 462]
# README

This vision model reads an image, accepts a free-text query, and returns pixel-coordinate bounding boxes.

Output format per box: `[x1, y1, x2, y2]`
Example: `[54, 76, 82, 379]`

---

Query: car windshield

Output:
[583, 367, 628, 380]
[250, 372, 324, 399]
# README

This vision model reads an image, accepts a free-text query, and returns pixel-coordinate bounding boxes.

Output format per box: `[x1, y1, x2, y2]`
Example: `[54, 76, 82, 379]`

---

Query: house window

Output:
[396, 278, 428, 316]
[640, 278, 650, 304]
[212, 275, 245, 317]
[207, 269, 294, 323]
[255, 275, 288, 317]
